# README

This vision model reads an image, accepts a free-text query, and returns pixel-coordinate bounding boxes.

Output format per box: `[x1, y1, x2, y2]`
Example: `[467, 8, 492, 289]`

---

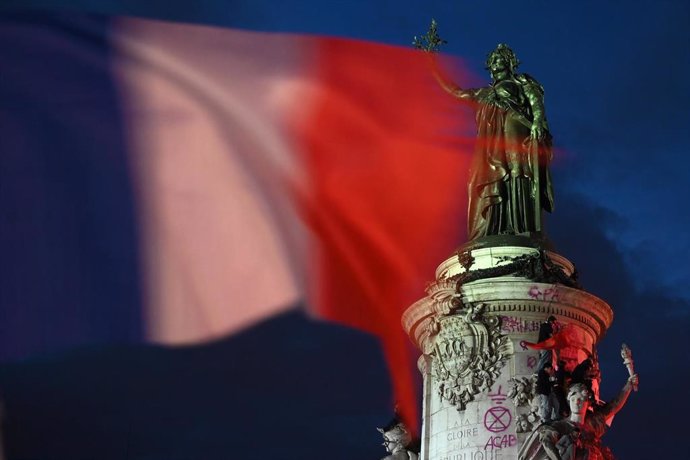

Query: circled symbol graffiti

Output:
[484, 406, 511, 433]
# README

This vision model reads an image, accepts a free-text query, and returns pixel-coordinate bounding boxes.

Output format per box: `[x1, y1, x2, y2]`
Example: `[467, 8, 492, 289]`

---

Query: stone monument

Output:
[394, 22, 638, 460]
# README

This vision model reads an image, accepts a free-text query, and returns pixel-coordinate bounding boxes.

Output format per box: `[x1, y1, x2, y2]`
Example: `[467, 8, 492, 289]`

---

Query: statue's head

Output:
[377, 423, 412, 453]
[485, 44, 519, 80]
[516, 416, 530, 431]
[567, 383, 591, 415]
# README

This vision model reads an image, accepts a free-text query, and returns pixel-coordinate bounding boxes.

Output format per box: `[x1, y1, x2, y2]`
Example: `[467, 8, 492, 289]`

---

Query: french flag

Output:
[0, 13, 474, 430]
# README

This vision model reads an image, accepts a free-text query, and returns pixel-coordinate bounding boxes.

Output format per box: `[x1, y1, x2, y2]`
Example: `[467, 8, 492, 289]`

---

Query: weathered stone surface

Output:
[403, 246, 613, 460]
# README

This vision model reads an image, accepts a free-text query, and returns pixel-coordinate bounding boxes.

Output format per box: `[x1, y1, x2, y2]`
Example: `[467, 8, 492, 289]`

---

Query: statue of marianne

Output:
[432, 43, 555, 241]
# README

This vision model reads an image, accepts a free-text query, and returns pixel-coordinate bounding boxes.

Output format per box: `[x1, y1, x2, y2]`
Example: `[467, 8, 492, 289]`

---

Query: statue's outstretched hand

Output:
[627, 374, 639, 390]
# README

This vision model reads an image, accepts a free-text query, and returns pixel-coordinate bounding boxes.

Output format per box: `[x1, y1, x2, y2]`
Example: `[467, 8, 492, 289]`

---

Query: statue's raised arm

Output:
[431, 57, 478, 100]
[517, 352, 639, 460]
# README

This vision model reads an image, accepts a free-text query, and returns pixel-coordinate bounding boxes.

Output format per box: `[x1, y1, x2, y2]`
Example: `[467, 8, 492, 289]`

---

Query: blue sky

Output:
[1, 1, 688, 459]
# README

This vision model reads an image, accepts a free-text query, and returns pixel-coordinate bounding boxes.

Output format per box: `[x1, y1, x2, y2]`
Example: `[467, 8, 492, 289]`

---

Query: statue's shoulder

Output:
[517, 73, 545, 95]
[467, 86, 491, 102]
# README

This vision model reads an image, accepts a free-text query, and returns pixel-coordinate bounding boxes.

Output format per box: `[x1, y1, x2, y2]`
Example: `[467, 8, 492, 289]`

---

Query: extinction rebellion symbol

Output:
[483, 386, 512, 433]
[484, 406, 511, 432]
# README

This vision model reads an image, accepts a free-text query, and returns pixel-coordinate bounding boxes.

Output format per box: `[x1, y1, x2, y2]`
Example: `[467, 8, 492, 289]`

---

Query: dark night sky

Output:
[1, 1, 688, 459]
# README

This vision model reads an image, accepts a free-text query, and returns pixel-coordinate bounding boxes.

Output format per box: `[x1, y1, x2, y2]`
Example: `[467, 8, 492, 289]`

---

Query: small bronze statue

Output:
[416, 21, 554, 241]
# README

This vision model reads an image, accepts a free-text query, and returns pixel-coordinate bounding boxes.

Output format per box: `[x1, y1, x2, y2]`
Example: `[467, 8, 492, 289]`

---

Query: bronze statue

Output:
[416, 23, 554, 241]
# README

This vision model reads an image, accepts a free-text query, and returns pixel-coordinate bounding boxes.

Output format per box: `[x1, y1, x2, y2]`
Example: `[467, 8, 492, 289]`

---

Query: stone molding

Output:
[403, 280, 612, 354]
[403, 249, 613, 355]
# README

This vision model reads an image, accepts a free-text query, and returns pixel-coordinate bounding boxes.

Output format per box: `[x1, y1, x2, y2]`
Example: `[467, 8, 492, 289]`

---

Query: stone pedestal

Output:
[402, 242, 613, 460]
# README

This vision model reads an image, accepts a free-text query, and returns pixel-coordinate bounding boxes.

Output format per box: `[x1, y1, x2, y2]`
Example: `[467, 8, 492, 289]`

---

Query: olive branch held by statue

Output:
[413, 19, 447, 53]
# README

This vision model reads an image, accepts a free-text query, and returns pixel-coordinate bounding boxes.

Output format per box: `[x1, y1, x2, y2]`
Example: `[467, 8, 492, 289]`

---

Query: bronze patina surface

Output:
[418, 22, 555, 243]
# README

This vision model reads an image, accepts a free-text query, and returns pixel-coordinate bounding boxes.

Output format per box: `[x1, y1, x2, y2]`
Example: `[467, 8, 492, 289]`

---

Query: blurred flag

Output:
[0, 13, 474, 428]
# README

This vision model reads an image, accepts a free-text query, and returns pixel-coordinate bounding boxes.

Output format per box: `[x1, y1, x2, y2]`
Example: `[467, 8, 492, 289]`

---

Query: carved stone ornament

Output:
[457, 250, 476, 271]
[508, 375, 540, 434]
[515, 410, 540, 434]
[431, 303, 513, 410]
[507, 375, 536, 408]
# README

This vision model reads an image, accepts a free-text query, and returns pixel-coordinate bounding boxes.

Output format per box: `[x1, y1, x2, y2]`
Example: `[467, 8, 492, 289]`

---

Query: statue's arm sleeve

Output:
[431, 58, 477, 100]
[437, 78, 478, 100]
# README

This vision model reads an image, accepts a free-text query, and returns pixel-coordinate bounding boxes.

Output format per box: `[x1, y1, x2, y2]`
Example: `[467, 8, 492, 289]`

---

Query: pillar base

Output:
[402, 245, 613, 460]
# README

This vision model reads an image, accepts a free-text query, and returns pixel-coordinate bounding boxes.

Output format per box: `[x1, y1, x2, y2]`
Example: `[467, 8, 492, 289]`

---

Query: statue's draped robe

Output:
[464, 77, 554, 240]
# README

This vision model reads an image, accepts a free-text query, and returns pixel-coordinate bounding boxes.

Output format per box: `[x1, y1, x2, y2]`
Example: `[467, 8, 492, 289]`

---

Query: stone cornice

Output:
[403, 278, 613, 353]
